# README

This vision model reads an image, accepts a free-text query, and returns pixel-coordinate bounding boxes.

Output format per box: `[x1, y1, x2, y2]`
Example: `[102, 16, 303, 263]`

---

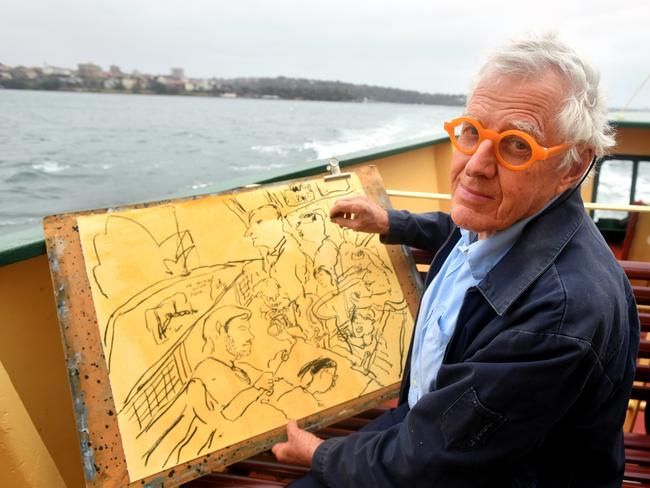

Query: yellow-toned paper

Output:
[77, 174, 414, 481]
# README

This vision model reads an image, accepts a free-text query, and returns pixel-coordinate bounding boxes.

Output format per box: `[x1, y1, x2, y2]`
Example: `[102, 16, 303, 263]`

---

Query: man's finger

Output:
[330, 216, 354, 229]
[271, 442, 286, 458]
[286, 419, 300, 438]
[329, 197, 366, 218]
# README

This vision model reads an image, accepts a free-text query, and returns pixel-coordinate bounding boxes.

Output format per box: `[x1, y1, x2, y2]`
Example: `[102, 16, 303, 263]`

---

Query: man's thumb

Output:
[286, 419, 299, 438]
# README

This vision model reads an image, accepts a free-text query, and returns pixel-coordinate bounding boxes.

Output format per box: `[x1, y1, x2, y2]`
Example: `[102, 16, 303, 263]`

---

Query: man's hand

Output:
[254, 372, 276, 395]
[329, 196, 389, 235]
[272, 420, 324, 466]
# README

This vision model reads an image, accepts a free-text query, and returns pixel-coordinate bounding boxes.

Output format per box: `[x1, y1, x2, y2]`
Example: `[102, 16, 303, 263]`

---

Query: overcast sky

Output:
[2, 0, 649, 108]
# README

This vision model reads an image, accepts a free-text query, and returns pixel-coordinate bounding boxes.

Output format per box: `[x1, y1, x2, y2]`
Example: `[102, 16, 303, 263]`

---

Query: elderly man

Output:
[272, 33, 640, 487]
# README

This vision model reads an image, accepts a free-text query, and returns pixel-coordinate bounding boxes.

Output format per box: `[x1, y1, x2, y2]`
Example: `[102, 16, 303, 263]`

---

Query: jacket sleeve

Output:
[311, 326, 601, 487]
[380, 209, 454, 252]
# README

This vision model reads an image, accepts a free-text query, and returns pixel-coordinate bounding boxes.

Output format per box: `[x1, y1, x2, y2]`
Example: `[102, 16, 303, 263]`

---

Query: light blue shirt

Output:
[407, 206, 552, 408]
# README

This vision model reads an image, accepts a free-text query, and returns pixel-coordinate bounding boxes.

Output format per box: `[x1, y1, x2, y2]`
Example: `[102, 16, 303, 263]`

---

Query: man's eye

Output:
[461, 124, 477, 136]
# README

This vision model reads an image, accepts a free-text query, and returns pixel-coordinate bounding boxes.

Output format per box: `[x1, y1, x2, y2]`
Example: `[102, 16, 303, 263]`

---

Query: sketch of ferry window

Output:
[76, 174, 414, 481]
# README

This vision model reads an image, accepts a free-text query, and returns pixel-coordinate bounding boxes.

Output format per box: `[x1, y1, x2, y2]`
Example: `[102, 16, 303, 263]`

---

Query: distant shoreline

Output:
[0, 63, 467, 106]
[0, 85, 467, 106]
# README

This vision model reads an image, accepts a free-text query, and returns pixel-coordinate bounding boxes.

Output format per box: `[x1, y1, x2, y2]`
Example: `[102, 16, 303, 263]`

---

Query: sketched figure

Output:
[237, 204, 305, 304]
[313, 265, 336, 296]
[281, 183, 315, 207]
[256, 278, 308, 342]
[326, 305, 392, 383]
[275, 357, 338, 412]
[142, 305, 279, 469]
[286, 209, 340, 286]
[348, 307, 391, 375]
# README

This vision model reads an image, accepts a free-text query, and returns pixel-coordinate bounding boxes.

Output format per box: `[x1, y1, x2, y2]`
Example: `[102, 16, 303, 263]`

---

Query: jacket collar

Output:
[476, 188, 586, 316]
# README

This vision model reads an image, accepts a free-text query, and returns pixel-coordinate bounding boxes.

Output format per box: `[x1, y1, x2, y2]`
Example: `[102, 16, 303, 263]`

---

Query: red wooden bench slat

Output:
[621, 261, 650, 281]
[625, 463, 650, 482]
[409, 248, 434, 265]
[638, 339, 650, 358]
[626, 448, 650, 466]
[234, 457, 310, 478]
[641, 313, 650, 333]
[634, 286, 650, 306]
[186, 472, 286, 487]
[636, 365, 650, 383]
[626, 433, 650, 450]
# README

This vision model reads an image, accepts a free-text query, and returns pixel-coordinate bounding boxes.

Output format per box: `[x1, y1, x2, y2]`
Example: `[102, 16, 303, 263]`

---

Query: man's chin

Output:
[234, 348, 252, 359]
[450, 205, 493, 234]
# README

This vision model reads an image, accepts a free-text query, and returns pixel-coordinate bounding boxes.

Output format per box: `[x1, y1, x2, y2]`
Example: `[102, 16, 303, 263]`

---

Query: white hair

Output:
[471, 32, 615, 168]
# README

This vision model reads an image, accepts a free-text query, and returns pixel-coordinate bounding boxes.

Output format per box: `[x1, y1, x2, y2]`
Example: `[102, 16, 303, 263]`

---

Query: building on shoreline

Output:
[0, 62, 466, 106]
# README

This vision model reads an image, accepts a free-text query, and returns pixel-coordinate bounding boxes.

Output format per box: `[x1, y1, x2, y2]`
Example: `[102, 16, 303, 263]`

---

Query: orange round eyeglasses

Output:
[443, 116, 570, 171]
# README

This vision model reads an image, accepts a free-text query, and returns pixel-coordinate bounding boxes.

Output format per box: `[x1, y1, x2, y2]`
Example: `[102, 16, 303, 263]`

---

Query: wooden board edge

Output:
[42, 165, 420, 487]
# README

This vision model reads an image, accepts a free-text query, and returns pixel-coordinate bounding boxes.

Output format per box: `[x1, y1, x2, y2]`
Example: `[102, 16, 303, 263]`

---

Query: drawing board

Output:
[44, 166, 420, 486]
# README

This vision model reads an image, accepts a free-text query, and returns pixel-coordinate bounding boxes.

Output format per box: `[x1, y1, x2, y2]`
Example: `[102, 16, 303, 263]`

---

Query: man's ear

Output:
[558, 146, 595, 191]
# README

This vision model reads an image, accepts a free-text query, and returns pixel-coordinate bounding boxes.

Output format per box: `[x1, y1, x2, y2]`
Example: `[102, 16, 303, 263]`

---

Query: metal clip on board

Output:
[324, 157, 351, 181]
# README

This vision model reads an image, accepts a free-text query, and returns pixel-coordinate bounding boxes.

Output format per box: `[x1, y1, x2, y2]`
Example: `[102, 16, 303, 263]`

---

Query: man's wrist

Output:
[378, 210, 389, 235]
[308, 438, 325, 463]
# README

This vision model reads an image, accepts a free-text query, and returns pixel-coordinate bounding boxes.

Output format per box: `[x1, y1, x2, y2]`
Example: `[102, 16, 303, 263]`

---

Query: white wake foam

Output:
[32, 160, 70, 173]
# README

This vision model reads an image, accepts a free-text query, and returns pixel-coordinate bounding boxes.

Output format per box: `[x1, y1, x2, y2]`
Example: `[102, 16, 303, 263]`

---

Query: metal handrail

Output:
[386, 190, 650, 213]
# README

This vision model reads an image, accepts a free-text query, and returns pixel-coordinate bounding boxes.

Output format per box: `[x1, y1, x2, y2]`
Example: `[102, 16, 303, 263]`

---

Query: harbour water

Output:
[1, 89, 648, 234]
[0, 89, 461, 234]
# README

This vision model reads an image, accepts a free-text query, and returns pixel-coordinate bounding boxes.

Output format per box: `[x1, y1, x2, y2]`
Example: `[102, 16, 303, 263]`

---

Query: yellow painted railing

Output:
[386, 190, 650, 213]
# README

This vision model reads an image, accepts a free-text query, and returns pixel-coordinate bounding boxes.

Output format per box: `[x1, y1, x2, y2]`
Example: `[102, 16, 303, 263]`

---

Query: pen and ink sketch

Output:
[76, 174, 414, 481]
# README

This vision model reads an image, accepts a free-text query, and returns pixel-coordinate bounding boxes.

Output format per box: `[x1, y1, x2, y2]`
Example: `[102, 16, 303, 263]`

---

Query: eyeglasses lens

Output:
[498, 135, 532, 166]
[454, 121, 480, 150]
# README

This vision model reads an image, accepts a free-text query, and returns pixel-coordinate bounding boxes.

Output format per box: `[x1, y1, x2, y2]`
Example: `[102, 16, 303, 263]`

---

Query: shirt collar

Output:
[476, 189, 586, 316]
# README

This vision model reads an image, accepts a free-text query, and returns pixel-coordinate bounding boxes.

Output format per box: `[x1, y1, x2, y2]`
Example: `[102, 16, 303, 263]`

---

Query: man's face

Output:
[224, 317, 254, 359]
[288, 211, 325, 244]
[245, 206, 284, 250]
[352, 310, 374, 337]
[314, 268, 334, 288]
[310, 367, 337, 394]
[450, 71, 578, 238]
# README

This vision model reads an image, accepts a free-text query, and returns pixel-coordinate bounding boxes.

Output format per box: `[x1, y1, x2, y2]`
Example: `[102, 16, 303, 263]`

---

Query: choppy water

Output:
[1, 89, 648, 234]
[0, 89, 462, 233]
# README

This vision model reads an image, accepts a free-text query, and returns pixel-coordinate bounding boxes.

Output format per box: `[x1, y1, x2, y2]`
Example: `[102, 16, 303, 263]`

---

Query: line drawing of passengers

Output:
[256, 277, 308, 343]
[332, 306, 392, 380]
[313, 265, 336, 296]
[275, 357, 338, 412]
[141, 305, 279, 470]
[286, 209, 340, 287]
[343, 247, 405, 311]
[237, 204, 305, 304]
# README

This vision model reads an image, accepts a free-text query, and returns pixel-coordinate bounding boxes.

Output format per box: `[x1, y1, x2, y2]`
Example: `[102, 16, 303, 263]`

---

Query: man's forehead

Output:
[229, 316, 249, 327]
[466, 74, 566, 141]
[465, 108, 545, 140]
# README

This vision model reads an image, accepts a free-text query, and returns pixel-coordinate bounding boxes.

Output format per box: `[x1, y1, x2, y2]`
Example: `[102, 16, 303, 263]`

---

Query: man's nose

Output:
[464, 139, 498, 178]
[244, 226, 252, 237]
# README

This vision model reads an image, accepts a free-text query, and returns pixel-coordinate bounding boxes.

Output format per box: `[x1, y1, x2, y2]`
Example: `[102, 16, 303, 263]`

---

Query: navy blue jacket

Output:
[312, 189, 639, 487]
